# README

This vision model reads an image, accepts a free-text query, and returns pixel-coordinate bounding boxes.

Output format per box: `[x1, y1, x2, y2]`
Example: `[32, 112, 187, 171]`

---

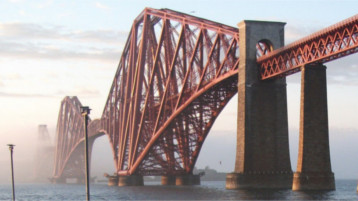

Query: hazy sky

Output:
[1, 0, 358, 182]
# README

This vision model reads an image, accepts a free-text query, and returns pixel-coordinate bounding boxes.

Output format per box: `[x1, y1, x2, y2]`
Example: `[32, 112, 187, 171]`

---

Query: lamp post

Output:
[7, 144, 15, 201]
[80, 106, 91, 201]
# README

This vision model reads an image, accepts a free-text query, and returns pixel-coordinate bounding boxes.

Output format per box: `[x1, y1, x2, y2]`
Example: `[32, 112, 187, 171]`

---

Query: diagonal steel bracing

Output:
[53, 96, 104, 180]
[101, 8, 240, 176]
[54, 8, 358, 179]
[258, 14, 358, 79]
[54, 8, 240, 179]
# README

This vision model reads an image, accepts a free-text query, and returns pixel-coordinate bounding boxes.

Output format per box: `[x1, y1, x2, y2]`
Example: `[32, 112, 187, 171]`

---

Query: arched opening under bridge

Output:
[195, 94, 237, 174]
[91, 134, 116, 182]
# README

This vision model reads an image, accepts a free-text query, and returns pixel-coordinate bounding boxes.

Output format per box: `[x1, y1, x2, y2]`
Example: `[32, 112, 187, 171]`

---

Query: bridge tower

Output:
[34, 125, 54, 182]
[226, 20, 293, 189]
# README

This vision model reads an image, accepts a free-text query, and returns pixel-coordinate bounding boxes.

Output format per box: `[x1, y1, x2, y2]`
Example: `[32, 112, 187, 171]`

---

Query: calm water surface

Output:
[0, 180, 357, 200]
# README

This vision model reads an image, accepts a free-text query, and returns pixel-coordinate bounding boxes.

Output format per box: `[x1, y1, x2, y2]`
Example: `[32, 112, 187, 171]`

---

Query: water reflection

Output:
[235, 189, 291, 200]
[0, 180, 356, 200]
[294, 190, 335, 200]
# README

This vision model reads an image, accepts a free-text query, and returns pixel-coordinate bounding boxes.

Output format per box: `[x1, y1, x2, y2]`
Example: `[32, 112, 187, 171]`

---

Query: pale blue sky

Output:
[1, 0, 358, 181]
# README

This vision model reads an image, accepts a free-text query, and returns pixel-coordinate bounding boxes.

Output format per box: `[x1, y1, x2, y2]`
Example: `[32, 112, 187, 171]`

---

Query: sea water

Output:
[0, 180, 357, 200]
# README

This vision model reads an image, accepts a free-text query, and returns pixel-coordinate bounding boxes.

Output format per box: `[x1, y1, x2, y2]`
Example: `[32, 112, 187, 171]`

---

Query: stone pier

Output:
[105, 174, 119, 186]
[292, 64, 335, 190]
[226, 20, 292, 189]
[175, 174, 200, 186]
[161, 176, 176, 185]
[116, 175, 144, 186]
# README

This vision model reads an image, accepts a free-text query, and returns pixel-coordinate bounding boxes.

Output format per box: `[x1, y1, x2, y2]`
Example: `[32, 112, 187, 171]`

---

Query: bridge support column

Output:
[117, 175, 144, 186]
[175, 174, 200, 185]
[292, 64, 335, 191]
[161, 176, 176, 185]
[105, 174, 119, 186]
[226, 20, 293, 189]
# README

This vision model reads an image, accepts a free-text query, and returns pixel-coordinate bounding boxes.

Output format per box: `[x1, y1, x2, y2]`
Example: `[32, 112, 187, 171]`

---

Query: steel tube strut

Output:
[53, 8, 240, 179]
[101, 8, 239, 176]
[53, 97, 105, 181]
[53, 8, 358, 180]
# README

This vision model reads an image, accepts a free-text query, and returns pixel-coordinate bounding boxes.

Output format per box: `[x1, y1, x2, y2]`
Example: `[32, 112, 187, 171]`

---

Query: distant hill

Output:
[141, 166, 227, 182]
[193, 166, 226, 181]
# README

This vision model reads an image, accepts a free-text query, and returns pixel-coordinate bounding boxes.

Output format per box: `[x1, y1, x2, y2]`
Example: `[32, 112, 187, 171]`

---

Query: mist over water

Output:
[3, 72, 358, 185]
[0, 124, 59, 184]
[2, 122, 358, 185]
[1, 131, 37, 184]
[1, 91, 358, 189]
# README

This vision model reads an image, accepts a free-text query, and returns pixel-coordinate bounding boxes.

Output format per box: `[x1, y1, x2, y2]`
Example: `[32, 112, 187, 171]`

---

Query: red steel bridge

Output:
[52, 8, 358, 189]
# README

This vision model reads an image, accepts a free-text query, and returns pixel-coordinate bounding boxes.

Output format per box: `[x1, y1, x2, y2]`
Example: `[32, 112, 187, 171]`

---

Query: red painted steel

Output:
[53, 96, 104, 181]
[53, 8, 239, 179]
[258, 14, 358, 79]
[101, 8, 239, 176]
[54, 8, 358, 179]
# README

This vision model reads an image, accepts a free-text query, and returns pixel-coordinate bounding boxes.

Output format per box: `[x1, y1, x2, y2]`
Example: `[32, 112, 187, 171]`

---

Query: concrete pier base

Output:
[117, 175, 144, 186]
[161, 176, 176, 185]
[292, 172, 335, 190]
[226, 172, 293, 189]
[293, 64, 335, 191]
[107, 176, 119, 186]
[175, 174, 200, 185]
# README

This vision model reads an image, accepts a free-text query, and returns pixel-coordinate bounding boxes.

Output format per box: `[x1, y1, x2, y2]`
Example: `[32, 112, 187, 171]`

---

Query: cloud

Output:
[285, 24, 324, 44]
[0, 22, 127, 62]
[0, 40, 121, 62]
[326, 55, 358, 85]
[73, 30, 128, 44]
[0, 87, 100, 99]
[0, 91, 52, 98]
[0, 73, 23, 81]
[18, 10, 26, 16]
[8, 0, 23, 3]
[0, 22, 128, 44]
[36, 0, 53, 9]
[95, 2, 110, 10]
[56, 87, 101, 98]
[0, 23, 62, 39]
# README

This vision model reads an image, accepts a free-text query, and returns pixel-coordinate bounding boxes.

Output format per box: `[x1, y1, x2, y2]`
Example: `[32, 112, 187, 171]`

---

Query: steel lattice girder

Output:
[101, 8, 240, 176]
[53, 96, 85, 179]
[54, 9, 358, 178]
[53, 96, 104, 180]
[257, 14, 358, 79]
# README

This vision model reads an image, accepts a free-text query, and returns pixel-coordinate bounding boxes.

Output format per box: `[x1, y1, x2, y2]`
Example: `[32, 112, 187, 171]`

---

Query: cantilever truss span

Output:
[53, 96, 104, 180]
[53, 8, 240, 179]
[102, 8, 240, 176]
[53, 8, 358, 180]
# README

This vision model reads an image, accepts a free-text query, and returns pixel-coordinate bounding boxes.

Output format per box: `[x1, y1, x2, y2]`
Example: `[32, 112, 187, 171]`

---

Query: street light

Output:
[7, 144, 15, 201]
[80, 106, 91, 201]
